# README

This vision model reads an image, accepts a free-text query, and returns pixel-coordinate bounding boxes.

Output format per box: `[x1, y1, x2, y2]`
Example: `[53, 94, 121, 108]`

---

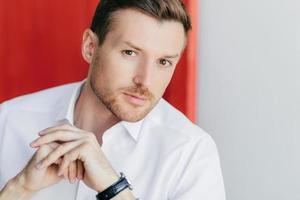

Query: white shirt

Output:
[0, 81, 226, 200]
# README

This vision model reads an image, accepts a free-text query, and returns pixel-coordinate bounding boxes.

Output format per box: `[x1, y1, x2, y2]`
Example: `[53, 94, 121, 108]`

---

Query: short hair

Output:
[90, 0, 192, 45]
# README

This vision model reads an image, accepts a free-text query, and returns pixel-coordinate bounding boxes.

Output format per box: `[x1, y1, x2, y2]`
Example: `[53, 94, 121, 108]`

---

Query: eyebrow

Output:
[163, 54, 179, 59]
[123, 41, 142, 51]
[123, 41, 179, 59]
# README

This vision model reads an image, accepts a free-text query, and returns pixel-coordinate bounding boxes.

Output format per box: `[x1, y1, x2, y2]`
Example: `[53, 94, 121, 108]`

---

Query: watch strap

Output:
[96, 173, 131, 200]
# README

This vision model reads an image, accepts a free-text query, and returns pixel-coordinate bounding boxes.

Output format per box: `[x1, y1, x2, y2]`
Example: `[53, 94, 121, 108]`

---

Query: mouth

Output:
[123, 92, 148, 106]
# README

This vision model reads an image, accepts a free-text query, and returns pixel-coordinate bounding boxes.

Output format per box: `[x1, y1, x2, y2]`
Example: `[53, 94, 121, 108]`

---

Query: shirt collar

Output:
[55, 80, 84, 125]
[55, 80, 144, 142]
[120, 120, 144, 141]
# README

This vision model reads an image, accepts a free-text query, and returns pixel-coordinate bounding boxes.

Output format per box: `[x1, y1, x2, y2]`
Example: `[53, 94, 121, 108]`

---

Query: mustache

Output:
[121, 85, 154, 98]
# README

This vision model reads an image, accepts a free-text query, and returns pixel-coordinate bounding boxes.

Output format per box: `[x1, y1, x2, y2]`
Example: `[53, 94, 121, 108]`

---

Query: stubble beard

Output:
[89, 72, 157, 122]
[90, 78, 157, 122]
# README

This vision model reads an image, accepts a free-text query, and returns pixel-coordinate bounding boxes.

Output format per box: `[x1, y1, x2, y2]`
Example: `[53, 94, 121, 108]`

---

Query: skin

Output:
[0, 9, 186, 200]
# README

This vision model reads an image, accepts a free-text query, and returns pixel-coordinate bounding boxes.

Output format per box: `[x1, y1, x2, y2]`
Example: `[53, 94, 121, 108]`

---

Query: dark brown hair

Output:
[90, 0, 192, 45]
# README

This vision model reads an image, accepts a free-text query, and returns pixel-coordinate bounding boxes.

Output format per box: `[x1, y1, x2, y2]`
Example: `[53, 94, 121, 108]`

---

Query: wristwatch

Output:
[96, 172, 133, 200]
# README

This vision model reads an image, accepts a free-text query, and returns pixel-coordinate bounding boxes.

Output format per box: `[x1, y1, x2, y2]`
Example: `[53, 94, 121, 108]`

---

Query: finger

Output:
[35, 140, 82, 169]
[32, 145, 53, 166]
[77, 160, 84, 180]
[48, 142, 60, 150]
[30, 139, 60, 149]
[31, 130, 83, 147]
[63, 167, 68, 180]
[54, 157, 62, 165]
[68, 161, 77, 183]
[58, 156, 69, 179]
[39, 123, 78, 135]
[59, 158, 71, 178]
[58, 148, 80, 176]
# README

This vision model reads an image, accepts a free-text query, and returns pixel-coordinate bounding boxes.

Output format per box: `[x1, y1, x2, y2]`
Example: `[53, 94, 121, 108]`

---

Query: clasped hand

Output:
[19, 123, 118, 194]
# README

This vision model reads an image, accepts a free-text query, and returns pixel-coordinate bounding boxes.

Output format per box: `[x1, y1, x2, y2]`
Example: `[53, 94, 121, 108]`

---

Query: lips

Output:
[124, 92, 147, 100]
[123, 92, 148, 106]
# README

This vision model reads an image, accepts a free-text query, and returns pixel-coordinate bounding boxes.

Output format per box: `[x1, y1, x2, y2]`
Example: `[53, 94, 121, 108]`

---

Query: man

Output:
[0, 0, 226, 199]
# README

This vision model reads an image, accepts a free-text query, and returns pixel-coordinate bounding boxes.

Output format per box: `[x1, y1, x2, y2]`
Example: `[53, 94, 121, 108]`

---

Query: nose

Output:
[132, 60, 153, 87]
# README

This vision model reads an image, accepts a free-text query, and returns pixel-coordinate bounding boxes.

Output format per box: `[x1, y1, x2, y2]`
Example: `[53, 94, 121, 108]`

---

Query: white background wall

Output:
[197, 0, 300, 199]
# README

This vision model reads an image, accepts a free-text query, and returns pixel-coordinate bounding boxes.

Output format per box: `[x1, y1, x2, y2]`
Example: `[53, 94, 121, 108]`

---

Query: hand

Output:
[30, 124, 119, 192]
[13, 142, 63, 194]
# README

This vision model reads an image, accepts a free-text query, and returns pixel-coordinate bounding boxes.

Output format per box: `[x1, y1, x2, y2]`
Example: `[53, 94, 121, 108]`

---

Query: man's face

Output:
[88, 9, 186, 122]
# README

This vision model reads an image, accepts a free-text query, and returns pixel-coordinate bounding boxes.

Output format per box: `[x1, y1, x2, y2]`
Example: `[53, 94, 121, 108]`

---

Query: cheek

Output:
[96, 60, 136, 89]
[152, 71, 174, 96]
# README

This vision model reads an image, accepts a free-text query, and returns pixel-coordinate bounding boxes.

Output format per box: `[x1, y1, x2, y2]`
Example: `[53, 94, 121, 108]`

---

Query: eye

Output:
[123, 50, 137, 56]
[159, 59, 172, 67]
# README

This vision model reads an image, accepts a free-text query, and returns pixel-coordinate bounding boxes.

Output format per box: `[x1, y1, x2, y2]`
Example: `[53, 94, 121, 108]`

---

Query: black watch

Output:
[96, 172, 133, 200]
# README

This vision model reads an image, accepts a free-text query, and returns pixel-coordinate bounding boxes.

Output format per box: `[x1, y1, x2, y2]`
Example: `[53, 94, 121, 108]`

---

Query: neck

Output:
[74, 81, 120, 144]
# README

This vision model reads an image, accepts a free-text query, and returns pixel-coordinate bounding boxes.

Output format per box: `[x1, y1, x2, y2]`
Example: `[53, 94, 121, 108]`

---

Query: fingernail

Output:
[39, 131, 45, 135]
[30, 142, 36, 147]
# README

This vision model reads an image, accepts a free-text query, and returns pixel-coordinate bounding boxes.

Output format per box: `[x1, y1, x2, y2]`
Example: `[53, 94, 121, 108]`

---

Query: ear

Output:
[81, 29, 99, 64]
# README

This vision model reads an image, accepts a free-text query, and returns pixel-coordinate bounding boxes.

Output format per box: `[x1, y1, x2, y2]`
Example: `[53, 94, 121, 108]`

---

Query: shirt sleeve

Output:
[170, 133, 226, 200]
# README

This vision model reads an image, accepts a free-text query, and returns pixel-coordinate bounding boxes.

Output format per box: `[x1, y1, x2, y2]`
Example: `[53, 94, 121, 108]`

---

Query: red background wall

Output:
[0, 0, 197, 121]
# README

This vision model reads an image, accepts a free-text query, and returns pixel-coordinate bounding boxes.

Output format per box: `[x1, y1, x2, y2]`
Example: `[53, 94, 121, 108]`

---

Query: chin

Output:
[103, 94, 157, 122]
[111, 102, 152, 122]
[116, 109, 149, 122]
[122, 117, 144, 123]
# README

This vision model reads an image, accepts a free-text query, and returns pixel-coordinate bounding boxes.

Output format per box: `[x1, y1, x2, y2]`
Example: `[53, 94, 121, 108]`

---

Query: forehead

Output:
[105, 9, 186, 55]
